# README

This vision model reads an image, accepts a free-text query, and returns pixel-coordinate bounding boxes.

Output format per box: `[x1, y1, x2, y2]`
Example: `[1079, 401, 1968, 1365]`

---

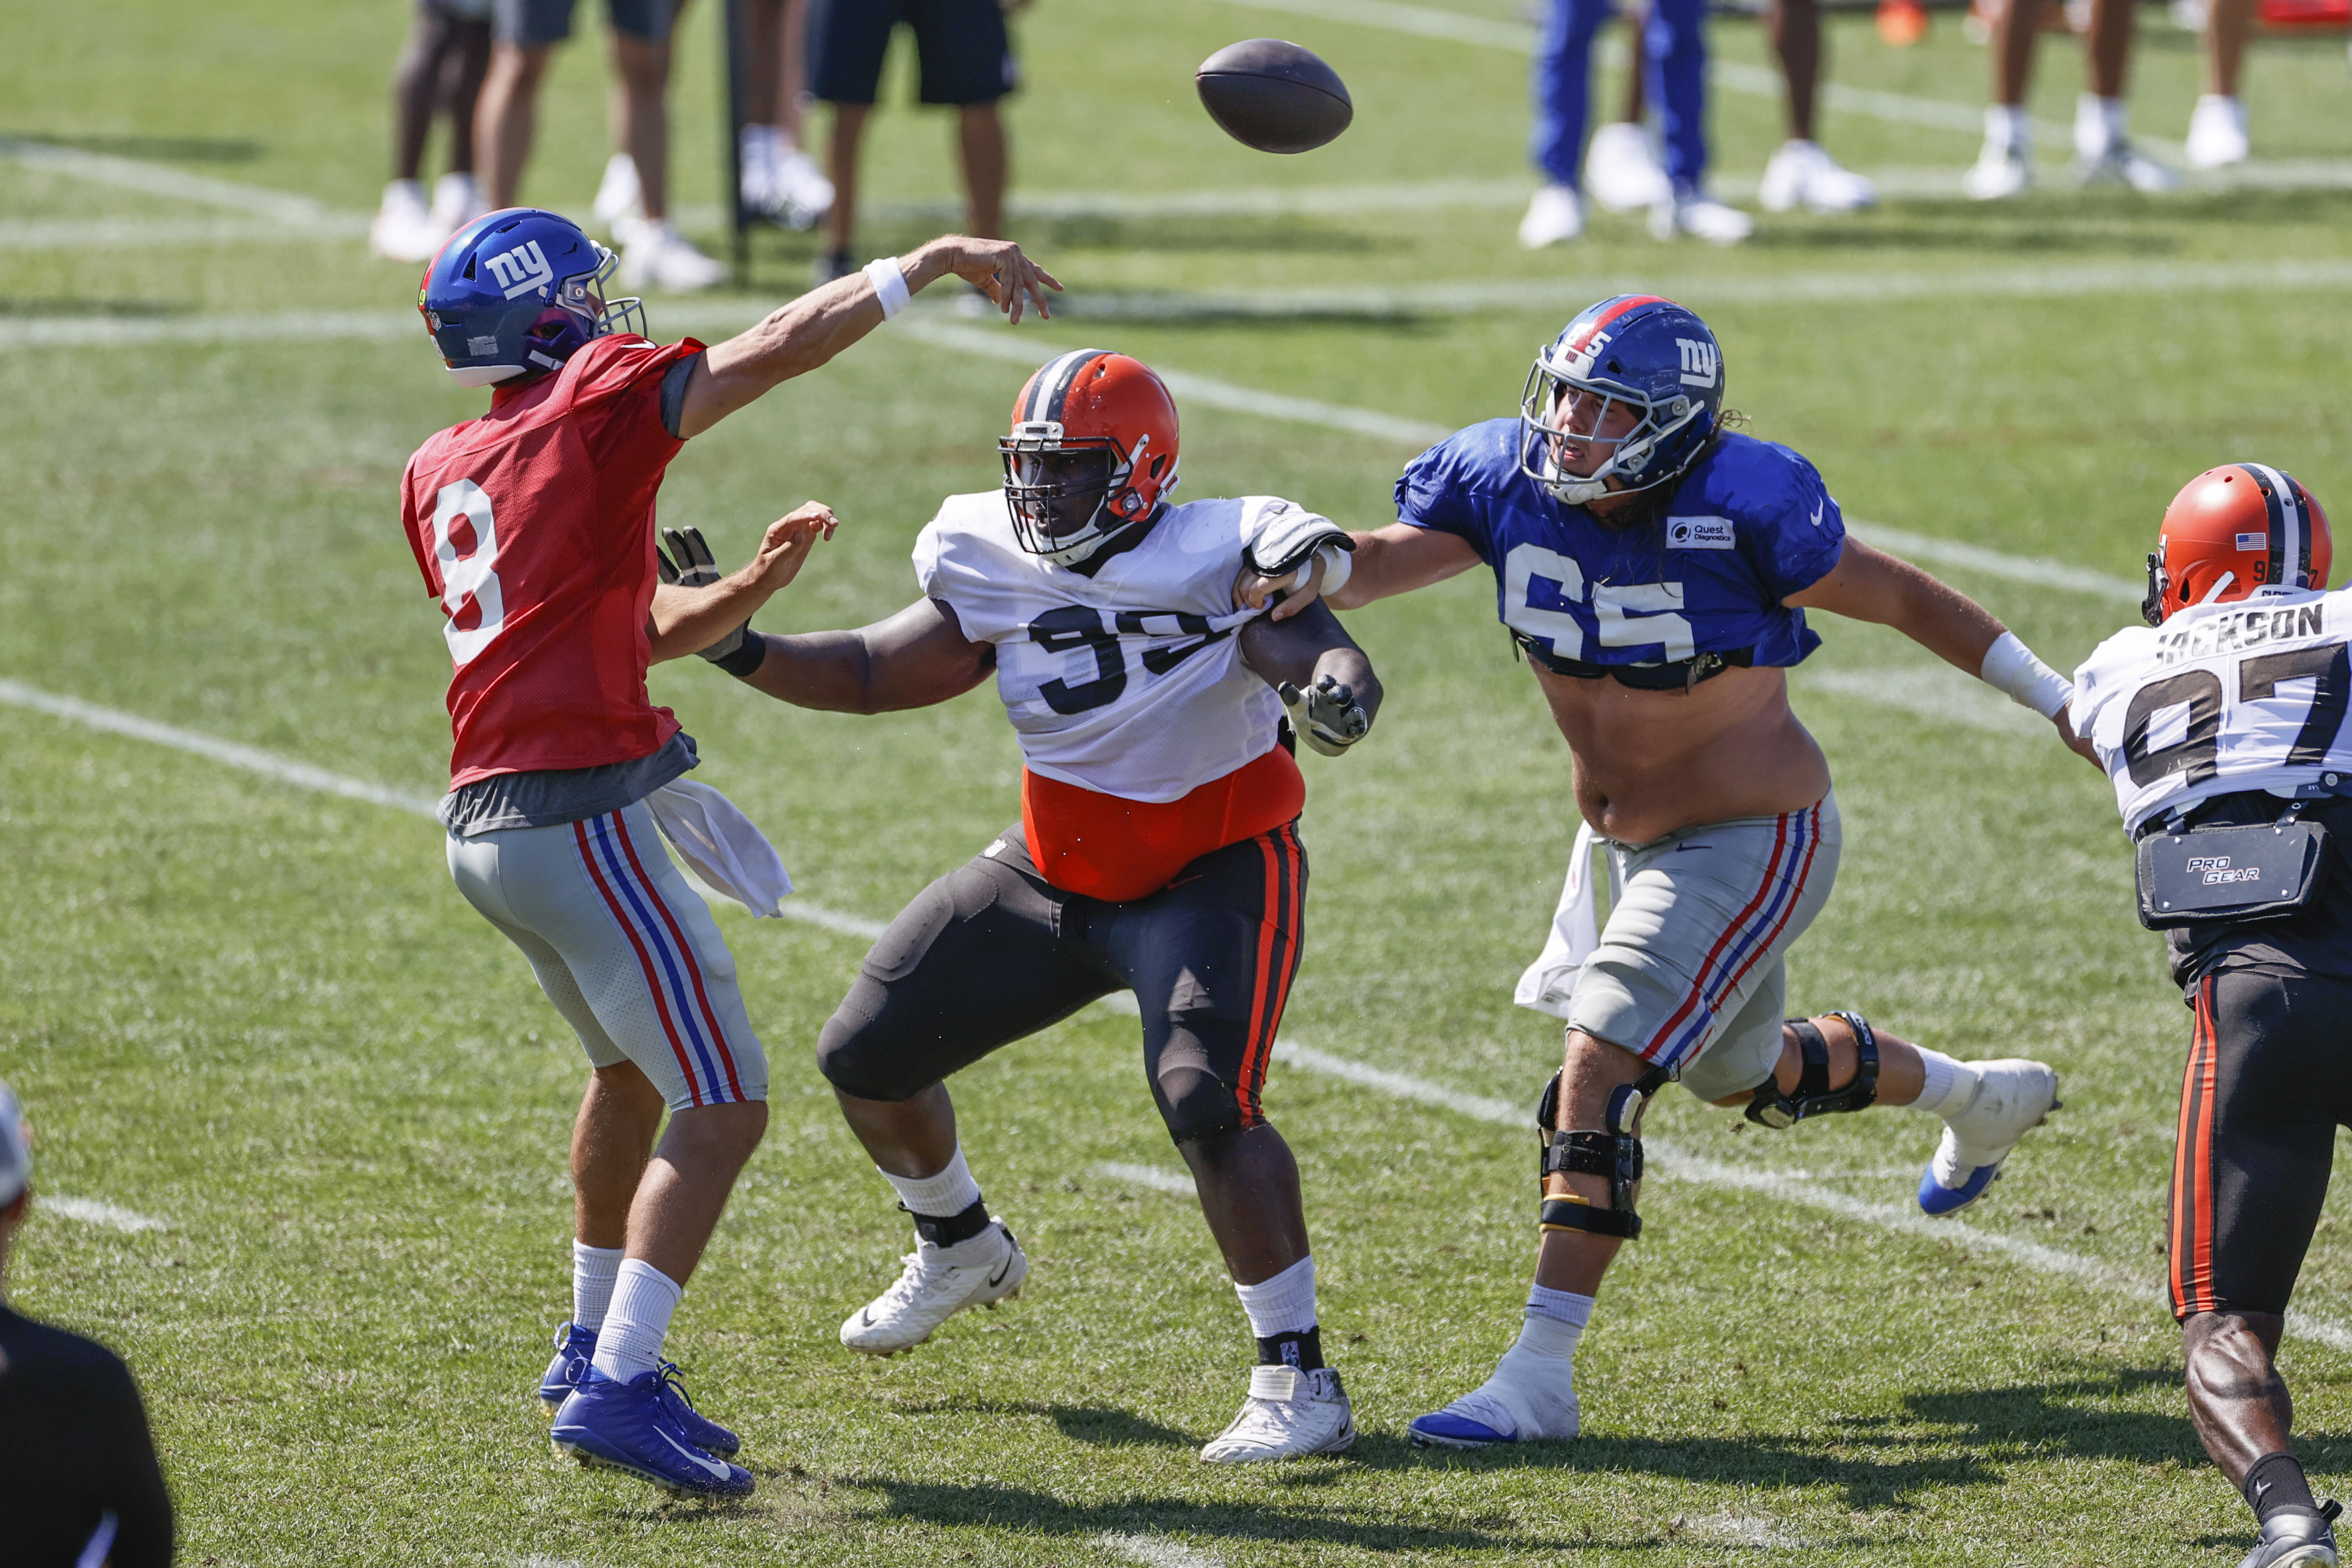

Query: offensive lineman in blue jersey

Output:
[1249, 294, 2097, 1449]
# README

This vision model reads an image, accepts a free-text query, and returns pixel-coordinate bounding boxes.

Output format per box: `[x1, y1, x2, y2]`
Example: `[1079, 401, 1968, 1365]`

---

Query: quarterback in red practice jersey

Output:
[401, 205, 1057, 1497]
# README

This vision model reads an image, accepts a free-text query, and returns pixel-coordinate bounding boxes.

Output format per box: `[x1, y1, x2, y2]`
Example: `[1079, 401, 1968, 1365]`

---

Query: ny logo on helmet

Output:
[1676, 339, 1719, 389]
[483, 240, 556, 301]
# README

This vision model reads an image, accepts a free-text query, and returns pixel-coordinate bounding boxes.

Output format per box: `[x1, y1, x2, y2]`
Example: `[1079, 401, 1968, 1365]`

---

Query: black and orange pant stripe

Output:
[2166, 969, 2352, 1322]
[816, 819, 1309, 1145]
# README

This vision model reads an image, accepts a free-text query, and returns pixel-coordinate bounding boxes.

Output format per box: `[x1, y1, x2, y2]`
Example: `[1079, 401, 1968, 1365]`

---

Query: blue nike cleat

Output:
[551, 1366, 754, 1498]
[1407, 1345, 1579, 1450]
[651, 1360, 740, 1457]
[1918, 1060, 2059, 1217]
[539, 1321, 595, 1409]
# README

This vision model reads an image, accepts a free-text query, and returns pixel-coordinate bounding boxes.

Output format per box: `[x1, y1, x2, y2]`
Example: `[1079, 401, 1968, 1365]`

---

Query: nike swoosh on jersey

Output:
[1809, 501, 1824, 529]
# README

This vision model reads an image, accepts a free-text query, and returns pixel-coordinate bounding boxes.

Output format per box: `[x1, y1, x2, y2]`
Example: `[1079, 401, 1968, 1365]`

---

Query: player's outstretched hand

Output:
[657, 525, 725, 589]
[913, 236, 1062, 324]
[747, 502, 839, 597]
[1234, 554, 1330, 620]
[2053, 707, 2102, 770]
[1280, 674, 1372, 757]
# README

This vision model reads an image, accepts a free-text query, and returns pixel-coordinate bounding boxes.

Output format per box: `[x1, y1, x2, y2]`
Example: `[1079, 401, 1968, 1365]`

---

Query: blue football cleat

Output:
[551, 1366, 754, 1498]
[1407, 1345, 1579, 1450]
[539, 1324, 738, 1455]
[539, 1321, 595, 1409]
[1918, 1060, 2059, 1217]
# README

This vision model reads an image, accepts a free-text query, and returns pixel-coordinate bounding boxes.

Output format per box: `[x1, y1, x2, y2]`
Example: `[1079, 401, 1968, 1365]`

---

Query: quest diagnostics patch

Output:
[1666, 517, 1736, 550]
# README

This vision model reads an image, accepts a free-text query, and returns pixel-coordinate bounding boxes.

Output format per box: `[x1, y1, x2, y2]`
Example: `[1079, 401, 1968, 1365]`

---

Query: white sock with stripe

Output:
[880, 1147, 984, 1222]
[572, 1241, 624, 1332]
[1516, 1286, 1593, 1359]
[592, 1259, 683, 1384]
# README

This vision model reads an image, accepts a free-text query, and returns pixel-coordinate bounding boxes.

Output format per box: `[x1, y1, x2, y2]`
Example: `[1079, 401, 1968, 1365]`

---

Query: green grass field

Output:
[11, 0, 2352, 1562]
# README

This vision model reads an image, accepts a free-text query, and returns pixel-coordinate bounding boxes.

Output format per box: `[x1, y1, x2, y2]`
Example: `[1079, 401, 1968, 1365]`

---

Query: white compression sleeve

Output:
[1979, 631, 2072, 719]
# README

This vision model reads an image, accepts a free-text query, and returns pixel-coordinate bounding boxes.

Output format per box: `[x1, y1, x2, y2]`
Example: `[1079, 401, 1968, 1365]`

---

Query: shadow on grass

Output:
[890, 1397, 1199, 1449]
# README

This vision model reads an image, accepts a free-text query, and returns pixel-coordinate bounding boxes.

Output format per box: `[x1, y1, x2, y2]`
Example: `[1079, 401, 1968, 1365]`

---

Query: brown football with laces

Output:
[1195, 39, 1353, 154]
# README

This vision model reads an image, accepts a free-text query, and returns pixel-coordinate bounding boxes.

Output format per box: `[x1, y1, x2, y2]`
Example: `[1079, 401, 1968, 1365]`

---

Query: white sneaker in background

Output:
[370, 179, 442, 262]
[1649, 192, 1752, 244]
[2077, 143, 2183, 191]
[1517, 183, 1584, 248]
[428, 171, 486, 237]
[738, 125, 778, 214]
[593, 153, 644, 232]
[771, 147, 834, 230]
[838, 1220, 1027, 1355]
[1758, 139, 1878, 214]
[617, 219, 725, 292]
[2185, 94, 2250, 169]
[1963, 140, 2032, 200]
[1584, 120, 1672, 213]
[1198, 1365, 1355, 1463]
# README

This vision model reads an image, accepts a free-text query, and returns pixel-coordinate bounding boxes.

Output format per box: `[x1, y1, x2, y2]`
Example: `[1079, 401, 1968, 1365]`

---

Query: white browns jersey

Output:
[2072, 585, 2352, 833]
[914, 491, 1307, 802]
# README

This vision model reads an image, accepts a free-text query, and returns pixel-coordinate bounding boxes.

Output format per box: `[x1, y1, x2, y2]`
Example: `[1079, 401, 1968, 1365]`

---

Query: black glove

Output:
[1278, 673, 1372, 757]
[655, 525, 751, 665]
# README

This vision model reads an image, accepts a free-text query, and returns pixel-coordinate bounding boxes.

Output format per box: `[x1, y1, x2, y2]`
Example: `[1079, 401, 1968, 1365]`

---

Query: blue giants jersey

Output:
[1396, 421, 1847, 669]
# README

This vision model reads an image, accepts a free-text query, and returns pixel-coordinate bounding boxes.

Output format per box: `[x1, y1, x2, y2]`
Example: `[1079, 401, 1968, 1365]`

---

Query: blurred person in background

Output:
[2181, 0, 2256, 169]
[475, 0, 725, 292]
[372, 0, 495, 263]
[0, 1081, 175, 1568]
[1518, 0, 1754, 249]
[1964, 0, 2180, 196]
[740, 0, 837, 228]
[808, 0, 1027, 286]
[1577, 0, 1874, 223]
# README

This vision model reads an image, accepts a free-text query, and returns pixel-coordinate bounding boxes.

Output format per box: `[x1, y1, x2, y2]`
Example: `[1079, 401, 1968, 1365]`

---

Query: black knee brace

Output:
[1534, 1064, 1669, 1240]
[1745, 1011, 1879, 1130]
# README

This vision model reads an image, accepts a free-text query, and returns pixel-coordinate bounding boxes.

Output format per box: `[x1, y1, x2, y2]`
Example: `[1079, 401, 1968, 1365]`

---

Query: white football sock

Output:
[591, 1259, 682, 1383]
[1909, 1049, 1976, 1119]
[880, 1146, 984, 1223]
[1515, 1288, 1593, 1359]
[571, 1241, 624, 1332]
[1232, 1255, 1318, 1338]
[2077, 93, 2127, 160]
[1985, 104, 2029, 155]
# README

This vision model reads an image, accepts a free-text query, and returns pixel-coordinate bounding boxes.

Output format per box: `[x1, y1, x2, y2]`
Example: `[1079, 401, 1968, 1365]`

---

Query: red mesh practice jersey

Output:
[401, 334, 703, 787]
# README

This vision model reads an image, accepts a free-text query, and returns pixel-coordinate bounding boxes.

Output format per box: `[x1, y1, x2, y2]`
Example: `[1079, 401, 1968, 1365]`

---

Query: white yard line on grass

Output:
[1092, 1162, 1200, 1196]
[1801, 667, 2049, 736]
[0, 137, 352, 224]
[14, 679, 2352, 1352]
[42, 1195, 169, 1232]
[1101, 1531, 1225, 1568]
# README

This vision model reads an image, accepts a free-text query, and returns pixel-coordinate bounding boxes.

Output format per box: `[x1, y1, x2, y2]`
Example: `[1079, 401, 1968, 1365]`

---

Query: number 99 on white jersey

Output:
[2072, 587, 2352, 832]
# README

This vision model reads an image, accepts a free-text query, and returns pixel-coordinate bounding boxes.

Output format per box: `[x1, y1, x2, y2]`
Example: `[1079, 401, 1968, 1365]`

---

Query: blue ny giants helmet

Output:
[1519, 294, 1724, 506]
[417, 208, 645, 387]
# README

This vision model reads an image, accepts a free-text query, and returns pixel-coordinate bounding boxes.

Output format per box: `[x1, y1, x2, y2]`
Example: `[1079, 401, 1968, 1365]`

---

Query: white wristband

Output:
[863, 257, 910, 320]
[1979, 630, 2072, 720]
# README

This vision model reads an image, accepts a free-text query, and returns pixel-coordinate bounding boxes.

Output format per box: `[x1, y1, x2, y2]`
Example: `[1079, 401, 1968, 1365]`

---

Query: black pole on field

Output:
[720, 0, 751, 285]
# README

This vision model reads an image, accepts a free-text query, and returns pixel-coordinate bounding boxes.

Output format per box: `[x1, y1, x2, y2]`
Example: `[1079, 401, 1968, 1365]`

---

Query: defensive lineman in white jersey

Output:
[722, 350, 1383, 1462]
[2073, 464, 2352, 1568]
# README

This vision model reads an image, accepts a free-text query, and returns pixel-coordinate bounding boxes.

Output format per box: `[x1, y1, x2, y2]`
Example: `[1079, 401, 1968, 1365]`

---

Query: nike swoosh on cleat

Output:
[986, 1257, 1015, 1289]
[654, 1424, 733, 1480]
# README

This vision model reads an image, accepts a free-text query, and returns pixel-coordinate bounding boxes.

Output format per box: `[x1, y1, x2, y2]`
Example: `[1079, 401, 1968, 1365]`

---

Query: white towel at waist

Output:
[645, 779, 793, 918]
[1514, 821, 1600, 1019]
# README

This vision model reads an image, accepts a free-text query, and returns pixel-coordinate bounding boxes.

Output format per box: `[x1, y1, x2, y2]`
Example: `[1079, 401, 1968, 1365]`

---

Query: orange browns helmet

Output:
[2144, 463, 2333, 626]
[999, 349, 1180, 565]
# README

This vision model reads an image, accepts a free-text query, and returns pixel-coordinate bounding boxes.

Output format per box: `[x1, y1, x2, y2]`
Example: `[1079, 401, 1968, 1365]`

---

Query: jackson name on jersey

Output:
[914, 492, 1312, 803]
[2073, 585, 2352, 832]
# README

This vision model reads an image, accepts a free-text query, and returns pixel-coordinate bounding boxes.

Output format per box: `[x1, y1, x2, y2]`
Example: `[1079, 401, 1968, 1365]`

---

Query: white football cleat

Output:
[369, 179, 443, 262]
[839, 1220, 1027, 1355]
[593, 153, 644, 231]
[1649, 193, 1752, 245]
[2186, 95, 2250, 170]
[1517, 183, 1585, 248]
[2077, 143, 2182, 192]
[1407, 1342, 1580, 1449]
[1918, 1059, 2060, 1216]
[1964, 141, 2032, 201]
[1584, 121, 1672, 213]
[616, 219, 725, 293]
[1199, 1365, 1355, 1463]
[771, 148, 835, 230]
[1758, 140, 1877, 214]
[428, 171, 486, 237]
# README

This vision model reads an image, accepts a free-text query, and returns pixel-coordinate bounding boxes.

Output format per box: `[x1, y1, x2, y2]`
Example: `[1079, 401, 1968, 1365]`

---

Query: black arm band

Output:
[711, 630, 769, 678]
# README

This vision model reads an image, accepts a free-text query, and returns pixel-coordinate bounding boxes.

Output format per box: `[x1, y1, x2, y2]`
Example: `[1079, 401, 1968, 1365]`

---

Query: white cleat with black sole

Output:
[839, 1219, 1027, 1355]
[1407, 1342, 1579, 1449]
[1199, 1364, 1355, 1463]
[1918, 1059, 2060, 1216]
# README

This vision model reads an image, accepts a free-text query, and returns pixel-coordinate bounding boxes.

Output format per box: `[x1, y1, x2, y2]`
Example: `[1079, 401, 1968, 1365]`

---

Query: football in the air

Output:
[1194, 39, 1353, 154]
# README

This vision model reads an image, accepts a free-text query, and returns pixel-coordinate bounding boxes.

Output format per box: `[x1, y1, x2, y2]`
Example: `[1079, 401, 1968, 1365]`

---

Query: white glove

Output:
[1279, 674, 1372, 757]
